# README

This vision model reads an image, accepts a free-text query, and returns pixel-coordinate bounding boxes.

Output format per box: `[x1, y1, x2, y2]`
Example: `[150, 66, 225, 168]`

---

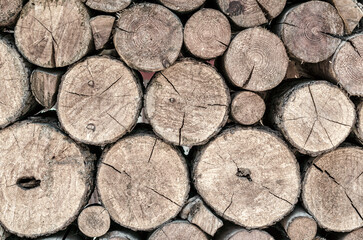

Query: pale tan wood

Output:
[193, 126, 300, 229]
[231, 91, 265, 125]
[90, 15, 115, 50]
[222, 27, 288, 91]
[145, 59, 230, 146]
[0, 0, 22, 26]
[302, 147, 363, 232]
[114, 3, 183, 72]
[180, 196, 223, 236]
[271, 81, 355, 156]
[215, 226, 274, 240]
[77, 205, 110, 238]
[184, 8, 231, 59]
[97, 132, 189, 231]
[0, 121, 95, 238]
[15, 0, 92, 68]
[148, 221, 208, 240]
[337, 228, 363, 240]
[57, 56, 142, 146]
[158, 0, 206, 13]
[328, 0, 363, 34]
[86, 0, 131, 12]
[99, 230, 141, 240]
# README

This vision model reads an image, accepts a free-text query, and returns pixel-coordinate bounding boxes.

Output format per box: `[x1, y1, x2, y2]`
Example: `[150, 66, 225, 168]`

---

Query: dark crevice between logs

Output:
[16, 176, 41, 190]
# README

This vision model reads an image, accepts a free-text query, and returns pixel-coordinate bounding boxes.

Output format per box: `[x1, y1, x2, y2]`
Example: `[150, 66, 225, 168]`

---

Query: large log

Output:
[57, 56, 142, 146]
[231, 91, 266, 125]
[0, 121, 95, 238]
[145, 59, 230, 146]
[215, 226, 274, 240]
[114, 3, 183, 72]
[77, 205, 110, 238]
[193, 126, 300, 229]
[0, 0, 22, 27]
[85, 0, 131, 13]
[97, 132, 189, 231]
[148, 221, 208, 240]
[302, 147, 363, 232]
[158, 0, 206, 13]
[15, 0, 92, 68]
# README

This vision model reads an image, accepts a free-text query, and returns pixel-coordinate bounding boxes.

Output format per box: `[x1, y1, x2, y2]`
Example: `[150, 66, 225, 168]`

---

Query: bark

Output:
[215, 226, 274, 240]
[148, 221, 208, 240]
[90, 15, 115, 50]
[231, 91, 266, 125]
[77, 205, 110, 238]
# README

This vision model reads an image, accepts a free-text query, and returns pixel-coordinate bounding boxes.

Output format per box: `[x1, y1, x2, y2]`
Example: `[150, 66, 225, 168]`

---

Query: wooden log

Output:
[90, 15, 115, 51]
[30, 68, 62, 109]
[97, 132, 189, 231]
[216, 0, 286, 28]
[328, 0, 363, 34]
[77, 205, 110, 238]
[354, 101, 363, 144]
[275, 1, 344, 63]
[221, 27, 288, 91]
[148, 221, 208, 240]
[57, 56, 142, 146]
[0, 0, 22, 27]
[193, 126, 300, 229]
[215, 226, 274, 240]
[180, 196, 223, 236]
[37, 229, 82, 240]
[14, 0, 92, 68]
[85, 0, 131, 13]
[302, 147, 363, 232]
[99, 230, 141, 240]
[0, 120, 95, 238]
[145, 59, 230, 146]
[0, 37, 37, 129]
[335, 228, 363, 240]
[231, 91, 265, 125]
[158, 0, 206, 13]
[280, 206, 317, 240]
[113, 3, 183, 72]
[270, 80, 355, 156]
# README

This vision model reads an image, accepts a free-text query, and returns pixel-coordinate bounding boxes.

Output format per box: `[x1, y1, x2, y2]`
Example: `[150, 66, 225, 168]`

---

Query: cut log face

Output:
[85, 0, 131, 12]
[159, 0, 206, 13]
[145, 59, 230, 146]
[329, 0, 363, 34]
[57, 56, 142, 146]
[77, 205, 110, 238]
[148, 221, 208, 240]
[99, 230, 141, 240]
[231, 91, 265, 125]
[215, 227, 274, 240]
[184, 8, 231, 60]
[0, 0, 22, 27]
[0, 38, 36, 129]
[302, 147, 363, 232]
[114, 3, 183, 72]
[272, 81, 355, 156]
[277, 1, 344, 63]
[223, 27, 288, 91]
[193, 127, 300, 229]
[340, 228, 363, 240]
[15, 0, 92, 68]
[90, 15, 115, 50]
[97, 133, 190, 231]
[216, 0, 286, 28]
[0, 121, 95, 238]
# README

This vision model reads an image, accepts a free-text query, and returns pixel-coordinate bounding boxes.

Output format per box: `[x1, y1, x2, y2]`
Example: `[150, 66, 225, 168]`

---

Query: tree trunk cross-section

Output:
[148, 221, 208, 240]
[114, 3, 183, 72]
[57, 56, 143, 146]
[0, 0, 22, 27]
[222, 27, 288, 91]
[231, 91, 266, 125]
[0, 121, 95, 238]
[216, 0, 286, 28]
[15, 0, 92, 68]
[271, 81, 355, 156]
[215, 226, 274, 240]
[158, 0, 206, 13]
[97, 133, 190, 231]
[302, 147, 363, 232]
[90, 15, 115, 51]
[85, 0, 131, 13]
[193, 127, 301, 229]
[145, 59, 230, 146]
[77, 205, 110, 238]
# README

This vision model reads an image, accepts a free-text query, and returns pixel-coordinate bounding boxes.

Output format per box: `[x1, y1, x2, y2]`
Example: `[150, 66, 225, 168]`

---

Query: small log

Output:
[184, 8, 231, 60]
[85, 0, 131, 12]
[15, 0, 92, 68]
[193, 126, 300, 229]
[180, 196, 223, 236]
[0, 0, 22, 27]
[336, 228, 363, 240]
[99, 230, 141, 240]
[148, 221, 208, 240]
[114, 3, 183, 72]
[90, 15, 115, 50]
[302, 147, 363, 232]
[221, 27, 288, 91]
[0, 121, 95, 238]
[215, 226, 274, 240]
[30, 68, 62, 109]
[231, 91, 265, 125]
[158, 0, 206, 13]
[97, 132, 189, 231]
[145, 59, 230, 146]
[280, 206, 317, 240]
[57, 56, 142, 146]
[0, 37, 37, 129]
[77, 205, 110, 238]
[275, 1, 344, 63]
[216, 0, 286, 28]
[328, 0, 363, 34]
[270, 80, 355, 156]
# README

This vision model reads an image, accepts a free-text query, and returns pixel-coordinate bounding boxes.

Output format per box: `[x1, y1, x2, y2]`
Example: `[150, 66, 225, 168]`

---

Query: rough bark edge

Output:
[148, 220, 208, 239]
[157, 0, 206, 13]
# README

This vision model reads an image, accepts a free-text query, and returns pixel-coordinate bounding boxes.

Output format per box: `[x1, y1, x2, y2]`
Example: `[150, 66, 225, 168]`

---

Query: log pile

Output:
[0, 0, 362, 239]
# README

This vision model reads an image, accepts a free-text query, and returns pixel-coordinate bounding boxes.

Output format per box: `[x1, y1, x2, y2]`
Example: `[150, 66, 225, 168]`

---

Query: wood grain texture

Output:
[328, 0, 363, 34]
[231, 91, 265, 125]
[337, 228, 363, 240]
[90, 15, 115, 50]
[148, 221, 208, 240]
[215, 226, 274, 240]
[85, 0, 131, 12]
[0, 0, 22, 26]
[158, 0, 206, 13]
[77, 205, 110, 238]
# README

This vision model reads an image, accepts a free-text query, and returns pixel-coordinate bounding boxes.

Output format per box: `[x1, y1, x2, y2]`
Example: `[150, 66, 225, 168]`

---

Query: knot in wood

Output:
[86, 123, 96, 131]
[88, 80, 95, 87]
[16, 176, 41, 190]
[236, 168, 252, 181]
